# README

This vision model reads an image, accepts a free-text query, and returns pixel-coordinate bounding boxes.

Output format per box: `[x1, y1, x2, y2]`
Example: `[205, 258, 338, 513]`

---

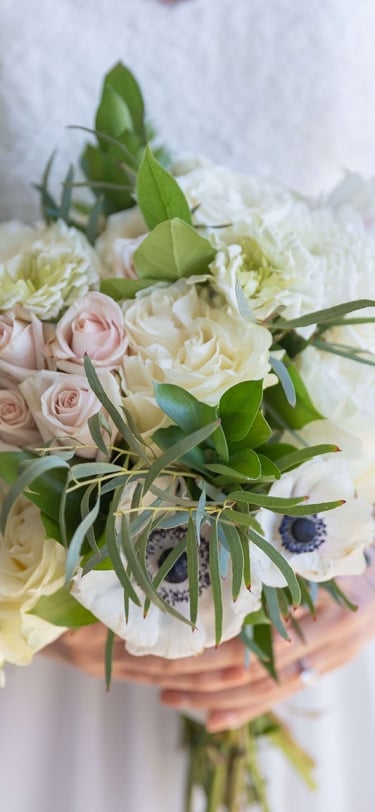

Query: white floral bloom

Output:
[297, 324, 375, 441]
[0, 220, 100, 320]
[328, 171, 375, 233]
[0, 491, 67, 678]
[73, 478, 262, 658]
[254, 456, 374, 585]
[45, 292, 129, 374]
[20, 370, 121, 459]
[121, 279, 272, 435]
[282, 419, 375, 506]
[0, 312, 46, 382]
[0, 385, 41, 449]
[96, 208, 147, 275]
[210, 221, 321, 323]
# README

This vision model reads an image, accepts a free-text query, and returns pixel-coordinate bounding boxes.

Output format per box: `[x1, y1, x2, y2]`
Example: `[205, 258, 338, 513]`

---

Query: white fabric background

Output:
[0, 1, 375, 810]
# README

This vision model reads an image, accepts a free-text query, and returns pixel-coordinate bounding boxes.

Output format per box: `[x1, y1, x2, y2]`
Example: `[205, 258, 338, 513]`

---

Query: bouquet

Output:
[0, 64, 374, 811]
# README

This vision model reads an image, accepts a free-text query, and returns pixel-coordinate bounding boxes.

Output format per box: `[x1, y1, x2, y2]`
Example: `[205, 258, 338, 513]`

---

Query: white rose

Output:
[0, 220, 100, 320]
[0, 312, 45, 382]
[0, 385, 41, 449]
[121, 280, 272, 434]
[0, 492, 67, 676]
[73, 498, 262, 658]
[45, 292, 129, 373]
[20, 370, 121, 459]
[254, 456, 374, 584]
[96, 208, 147, 274]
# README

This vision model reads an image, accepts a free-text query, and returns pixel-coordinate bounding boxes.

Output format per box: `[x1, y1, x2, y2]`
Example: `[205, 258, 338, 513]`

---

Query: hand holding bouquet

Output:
[0, 64, 374, 810]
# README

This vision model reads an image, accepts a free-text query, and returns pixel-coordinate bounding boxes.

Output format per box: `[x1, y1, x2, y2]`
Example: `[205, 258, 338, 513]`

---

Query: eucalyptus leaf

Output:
[269, 355, 296, 407]
[209, 522, 223, 646]
[272, 298, 375, 329]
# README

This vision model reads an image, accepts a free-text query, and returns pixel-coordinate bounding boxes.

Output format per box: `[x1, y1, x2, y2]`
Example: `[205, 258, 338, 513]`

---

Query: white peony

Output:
[297, 324, 375, 442]
[254, 456, 374, 585]
[121, 279, 272, 435]
[0, 220, 100, 320]
[0, 491, 67, 678]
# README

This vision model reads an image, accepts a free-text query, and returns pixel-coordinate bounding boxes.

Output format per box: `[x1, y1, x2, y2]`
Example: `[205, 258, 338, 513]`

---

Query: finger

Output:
[110, 664, 251, 691]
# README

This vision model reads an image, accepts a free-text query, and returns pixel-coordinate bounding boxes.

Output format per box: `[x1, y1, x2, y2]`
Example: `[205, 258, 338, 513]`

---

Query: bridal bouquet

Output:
[0, 64, 374, 810]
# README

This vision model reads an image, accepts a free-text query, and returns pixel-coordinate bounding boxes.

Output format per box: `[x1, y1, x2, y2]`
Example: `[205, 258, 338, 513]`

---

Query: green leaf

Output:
[229, 411, 272, 452]
[105, 629, 115, 691]
[96, 84, 133, 139]
[100, 277, 157, 300]
[229, 491, 308, 511]
[219, 381, 263, 443]
[205, 450, 261, 483]
[264, 361, 321, 430]
[103, 62, 146, 141]
[186, 515, 199, 626]
[60, 163, 74, 222]
[104, 492, 141, 606]
[248, 526, 301, 606]
[136, 145, 192, 229]
[154, 383, 228, 461]
[269, 355, 296, 407]
[0, 455, 70, 535]
[83, 356, 148, 462]
[143, 419, 220, 493]
[218, 523, 244, 601]
[320, 579, 358, 611]
[133, 218, 216, 281]
[272, 298, 375, 329]
[86, 195, 104, 245]
[312, 338, 375, 368]
[277, 443, 340, 472]
[30, 588, 98, 627]
[152, 425, 206, 468]
[263, 586, 290, 641]
[65, 487, 102, 582]
[209, 522, 223, 646]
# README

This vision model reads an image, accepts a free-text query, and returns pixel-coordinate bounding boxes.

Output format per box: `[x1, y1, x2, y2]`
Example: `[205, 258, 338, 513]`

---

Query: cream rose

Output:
[20, 370, 121, 459]
[0, 312, 45, 382]
[0, 491, 67, 677]
[0, 386, 41, 449]
[121, 280, 272, 434]
[45, 292, 129, 373]
[0, 220, 100, 320]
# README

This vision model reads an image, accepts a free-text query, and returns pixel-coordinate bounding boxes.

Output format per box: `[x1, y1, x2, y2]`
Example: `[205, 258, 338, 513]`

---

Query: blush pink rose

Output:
[45, 292, 129, 374]
[20, 370, 121, 459]
[0, 386, 42, 449]
[0, 313, 45, 382]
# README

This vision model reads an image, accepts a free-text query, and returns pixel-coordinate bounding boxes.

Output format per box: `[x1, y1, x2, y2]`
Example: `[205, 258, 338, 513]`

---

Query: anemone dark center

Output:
[157, 547, 188, 583]
[279, 513, 326, 553]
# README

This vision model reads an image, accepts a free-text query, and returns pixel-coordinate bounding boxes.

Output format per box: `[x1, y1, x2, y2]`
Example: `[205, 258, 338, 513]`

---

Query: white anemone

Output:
[254, 456, 374, 584]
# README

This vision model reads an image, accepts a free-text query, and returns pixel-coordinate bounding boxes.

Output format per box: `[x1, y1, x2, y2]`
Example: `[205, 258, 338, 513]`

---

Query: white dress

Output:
[1, 1, 375, 810]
